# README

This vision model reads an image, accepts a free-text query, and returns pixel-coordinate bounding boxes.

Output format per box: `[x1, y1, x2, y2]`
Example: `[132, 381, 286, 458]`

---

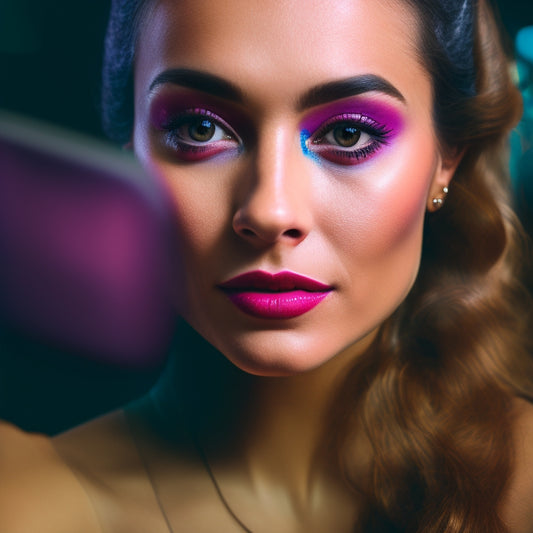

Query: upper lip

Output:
[218, 270, 332, 292]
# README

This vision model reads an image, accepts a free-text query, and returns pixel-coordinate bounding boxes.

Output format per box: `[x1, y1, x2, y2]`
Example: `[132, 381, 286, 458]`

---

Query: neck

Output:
[151, 320, 374, 508]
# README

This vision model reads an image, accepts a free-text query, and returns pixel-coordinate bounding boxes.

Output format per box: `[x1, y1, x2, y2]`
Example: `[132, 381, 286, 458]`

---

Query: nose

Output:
[232, 127, 312, 248]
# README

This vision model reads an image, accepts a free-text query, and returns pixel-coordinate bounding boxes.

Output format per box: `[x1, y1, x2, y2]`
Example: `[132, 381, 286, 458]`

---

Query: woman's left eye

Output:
[308, 115, 391, 165]
[323, 122, 368, 148]
[160, 110, 241, 162]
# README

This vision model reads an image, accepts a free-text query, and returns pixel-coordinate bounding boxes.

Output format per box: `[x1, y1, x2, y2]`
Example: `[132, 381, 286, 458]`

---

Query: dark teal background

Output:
[0, 0, 109, 138]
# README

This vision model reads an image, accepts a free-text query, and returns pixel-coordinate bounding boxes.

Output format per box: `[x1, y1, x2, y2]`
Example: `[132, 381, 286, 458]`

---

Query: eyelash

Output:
[158, 109, 391, 165]
[306, 113, 392, 166]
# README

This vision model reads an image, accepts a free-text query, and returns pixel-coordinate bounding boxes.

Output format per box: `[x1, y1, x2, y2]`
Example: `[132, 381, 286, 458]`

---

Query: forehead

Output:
[135, 0, 429, 109]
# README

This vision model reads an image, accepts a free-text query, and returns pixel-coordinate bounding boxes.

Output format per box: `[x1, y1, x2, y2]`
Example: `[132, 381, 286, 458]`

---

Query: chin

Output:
[224, 353, 324, 377]
[207, 327, 375, 378]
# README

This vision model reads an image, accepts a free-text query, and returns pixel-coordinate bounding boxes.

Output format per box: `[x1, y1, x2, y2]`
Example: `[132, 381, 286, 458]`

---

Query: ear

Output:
[426, 149, 464, 212]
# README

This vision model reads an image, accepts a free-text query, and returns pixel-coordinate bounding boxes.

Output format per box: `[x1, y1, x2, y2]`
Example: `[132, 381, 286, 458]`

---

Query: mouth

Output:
[217, 270, 333, 319]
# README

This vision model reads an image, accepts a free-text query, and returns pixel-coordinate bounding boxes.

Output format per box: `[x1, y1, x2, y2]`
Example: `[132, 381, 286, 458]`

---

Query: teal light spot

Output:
[516, 26, 533, 64]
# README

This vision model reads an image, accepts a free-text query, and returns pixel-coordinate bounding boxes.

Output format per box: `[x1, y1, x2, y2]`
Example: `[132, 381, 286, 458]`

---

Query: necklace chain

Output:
[194, 435, 253, 533]
[129, 395, 253, 533]
[126, 407, 176, 533]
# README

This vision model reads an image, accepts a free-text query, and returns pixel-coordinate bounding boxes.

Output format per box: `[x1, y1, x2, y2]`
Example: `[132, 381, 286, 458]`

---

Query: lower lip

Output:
[223, 290, 331, 319]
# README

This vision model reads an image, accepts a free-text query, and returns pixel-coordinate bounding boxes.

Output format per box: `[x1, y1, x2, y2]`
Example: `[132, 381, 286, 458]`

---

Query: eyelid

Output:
[298, 96, 405, 139]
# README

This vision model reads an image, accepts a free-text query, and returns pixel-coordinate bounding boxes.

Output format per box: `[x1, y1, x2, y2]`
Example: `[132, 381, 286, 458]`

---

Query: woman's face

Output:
[133, 0, 455, 376]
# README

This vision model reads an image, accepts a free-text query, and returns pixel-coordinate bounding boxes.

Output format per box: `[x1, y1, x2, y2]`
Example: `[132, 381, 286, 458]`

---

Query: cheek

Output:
[139, 153, 231, 249]
[160, 167, 232, 265]
[135, 149, 234, 307]
[321, 132, 438, 299]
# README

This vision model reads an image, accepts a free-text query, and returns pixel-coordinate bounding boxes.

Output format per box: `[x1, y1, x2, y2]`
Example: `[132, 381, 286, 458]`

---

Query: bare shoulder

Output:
[53, 402, 185, 533]
[53, 407, 136, 474]
[0, 419, 102, 533]
[501, 398, 533, 533]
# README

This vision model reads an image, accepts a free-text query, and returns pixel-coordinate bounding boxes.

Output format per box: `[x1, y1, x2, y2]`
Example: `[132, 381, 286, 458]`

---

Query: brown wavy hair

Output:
[329, 1, 533, 531]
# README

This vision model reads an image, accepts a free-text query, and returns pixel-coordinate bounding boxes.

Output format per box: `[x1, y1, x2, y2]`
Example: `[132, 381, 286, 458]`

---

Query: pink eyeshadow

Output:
[149, 89, 250, 133]
[300, 97, 405, 137]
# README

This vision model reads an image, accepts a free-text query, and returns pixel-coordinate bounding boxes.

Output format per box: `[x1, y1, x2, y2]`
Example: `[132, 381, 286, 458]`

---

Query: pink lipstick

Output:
[218, 270, 333, 319]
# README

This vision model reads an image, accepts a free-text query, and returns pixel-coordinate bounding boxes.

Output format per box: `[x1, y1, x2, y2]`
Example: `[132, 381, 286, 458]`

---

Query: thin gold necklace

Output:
[193, 435, 253, 533]
[129, 395, 254, 533]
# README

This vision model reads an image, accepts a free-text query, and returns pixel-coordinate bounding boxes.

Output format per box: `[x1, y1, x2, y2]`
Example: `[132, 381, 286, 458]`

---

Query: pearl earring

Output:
[431, 186, 449, 210]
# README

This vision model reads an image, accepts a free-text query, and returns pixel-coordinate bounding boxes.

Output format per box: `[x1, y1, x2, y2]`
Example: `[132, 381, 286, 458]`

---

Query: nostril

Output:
[284, 229, 302, 239]
[241, 228, 255, 237]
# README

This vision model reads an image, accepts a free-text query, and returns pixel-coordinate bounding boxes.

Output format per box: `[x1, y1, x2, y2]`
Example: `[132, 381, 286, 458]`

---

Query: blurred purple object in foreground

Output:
[0, 113, 174, 367]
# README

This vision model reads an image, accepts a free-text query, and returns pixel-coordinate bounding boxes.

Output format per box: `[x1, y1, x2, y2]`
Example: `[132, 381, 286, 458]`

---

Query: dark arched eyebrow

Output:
[297, 74, 405, 110]
[148, 68, 405, 108]
[149, 68, 244, 102]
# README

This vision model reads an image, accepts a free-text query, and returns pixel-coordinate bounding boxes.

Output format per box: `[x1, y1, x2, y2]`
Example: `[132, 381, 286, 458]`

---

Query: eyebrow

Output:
[149, 68, 244, 102]
[149, 68, 405, 108]
[297, 74, 405, 110]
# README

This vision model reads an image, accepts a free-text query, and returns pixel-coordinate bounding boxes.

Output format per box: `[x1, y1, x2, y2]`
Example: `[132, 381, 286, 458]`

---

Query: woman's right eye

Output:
[161, 110, 241, 162]
[174, 116, 230, 144]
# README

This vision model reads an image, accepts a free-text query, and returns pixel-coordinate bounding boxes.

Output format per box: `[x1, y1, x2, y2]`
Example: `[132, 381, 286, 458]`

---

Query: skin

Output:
[133, 0, 456, 378]
[0, 0, 532, 532]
